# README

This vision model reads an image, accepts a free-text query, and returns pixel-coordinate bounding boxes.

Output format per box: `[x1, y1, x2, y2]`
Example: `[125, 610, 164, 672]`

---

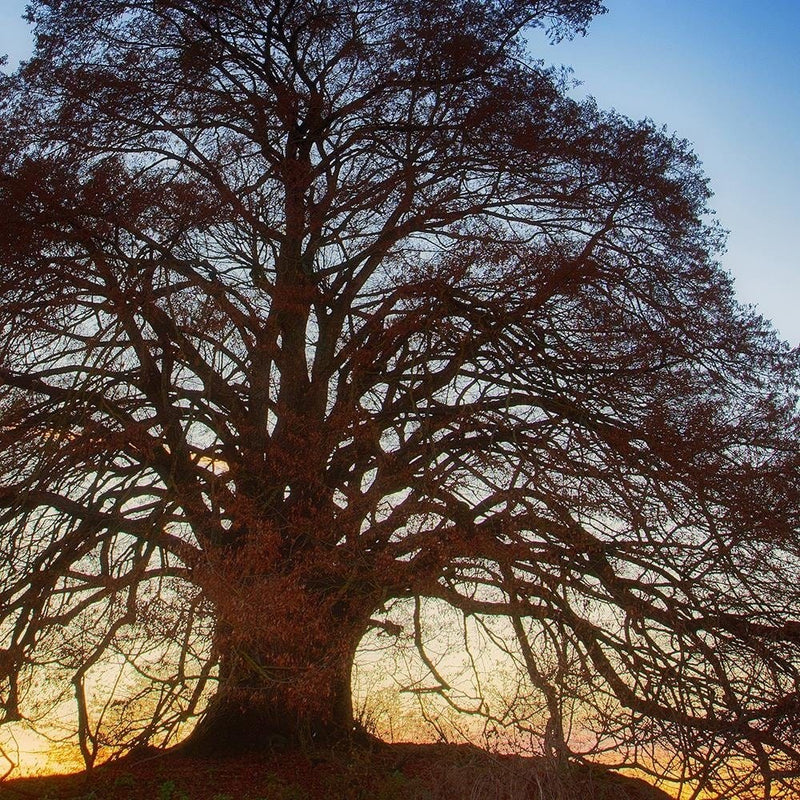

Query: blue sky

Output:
[1, 0, 798, 344]
[528, 0, 800, 346]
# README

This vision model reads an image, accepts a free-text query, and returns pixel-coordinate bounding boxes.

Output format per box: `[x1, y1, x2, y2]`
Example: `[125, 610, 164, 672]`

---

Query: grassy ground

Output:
[0, 742, 675, 800]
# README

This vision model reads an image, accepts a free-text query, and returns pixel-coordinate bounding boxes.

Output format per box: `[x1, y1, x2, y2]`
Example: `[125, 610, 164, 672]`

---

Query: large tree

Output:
[0, 0, 798, 792]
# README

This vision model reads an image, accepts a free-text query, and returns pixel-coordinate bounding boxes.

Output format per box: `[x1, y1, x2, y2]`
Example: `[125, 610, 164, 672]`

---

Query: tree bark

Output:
[179, 595, 372, 754]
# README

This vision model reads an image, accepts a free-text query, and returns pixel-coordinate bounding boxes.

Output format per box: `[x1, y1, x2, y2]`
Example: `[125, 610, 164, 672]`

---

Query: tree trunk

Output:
[179, 596, 372, 754]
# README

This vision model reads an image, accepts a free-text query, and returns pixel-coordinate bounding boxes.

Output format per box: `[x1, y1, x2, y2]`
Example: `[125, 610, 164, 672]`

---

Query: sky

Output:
[0, 0, 798, 346]
[527, 0, 800, 347]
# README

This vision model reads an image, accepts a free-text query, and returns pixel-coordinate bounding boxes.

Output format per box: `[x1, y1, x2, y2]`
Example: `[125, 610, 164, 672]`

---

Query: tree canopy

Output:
[1, 1, 798, 796]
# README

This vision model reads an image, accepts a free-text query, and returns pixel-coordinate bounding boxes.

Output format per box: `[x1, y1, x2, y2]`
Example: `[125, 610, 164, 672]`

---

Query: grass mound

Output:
[0, 741, 674, 800]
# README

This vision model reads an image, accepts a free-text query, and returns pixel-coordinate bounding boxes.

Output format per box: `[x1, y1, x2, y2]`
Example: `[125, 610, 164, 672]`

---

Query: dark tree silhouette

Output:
[0, 0, 798, 794]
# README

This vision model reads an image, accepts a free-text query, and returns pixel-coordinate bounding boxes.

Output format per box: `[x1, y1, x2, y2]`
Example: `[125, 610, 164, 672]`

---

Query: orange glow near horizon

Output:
[1, 726, 84, 779]
[0, 716, 752, 800]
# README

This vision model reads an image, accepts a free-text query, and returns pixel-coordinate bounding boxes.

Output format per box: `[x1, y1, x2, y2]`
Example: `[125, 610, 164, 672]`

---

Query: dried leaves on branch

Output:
[0, 1, 798, 797]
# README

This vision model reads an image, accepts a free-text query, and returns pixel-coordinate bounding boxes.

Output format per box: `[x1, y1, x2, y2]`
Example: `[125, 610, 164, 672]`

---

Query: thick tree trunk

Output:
[181, 667, 355, 753]
[179, 599, 372, 754]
